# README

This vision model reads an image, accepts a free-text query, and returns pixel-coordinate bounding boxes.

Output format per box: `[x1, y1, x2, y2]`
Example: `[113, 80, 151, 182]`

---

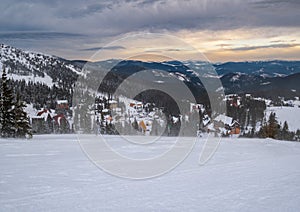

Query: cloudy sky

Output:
[0, 0, 299, 62]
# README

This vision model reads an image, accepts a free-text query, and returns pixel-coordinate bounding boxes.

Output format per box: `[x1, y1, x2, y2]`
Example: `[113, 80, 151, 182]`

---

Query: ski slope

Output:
[1, 135, 300, 211]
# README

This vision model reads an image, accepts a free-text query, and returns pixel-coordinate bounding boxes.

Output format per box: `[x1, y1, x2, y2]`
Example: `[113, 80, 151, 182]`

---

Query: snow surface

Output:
[0, 44, 82, 87]
[1, 135, 300, 211]
[266, 106, 300, 132]
[6, 72, 54, 88]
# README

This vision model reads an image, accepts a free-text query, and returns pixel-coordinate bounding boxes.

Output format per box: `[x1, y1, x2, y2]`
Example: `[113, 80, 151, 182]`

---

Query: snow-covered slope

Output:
[1, 135, 300, 211]
[0, 44, 82, 87]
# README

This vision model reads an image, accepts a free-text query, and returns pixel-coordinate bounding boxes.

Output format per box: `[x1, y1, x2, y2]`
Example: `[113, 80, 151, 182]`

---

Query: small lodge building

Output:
[31, 109, 54, 134]
[31, 101, 72, 134]
[56, 100, 69, 115]
[129, 101, 143, 112]
[206, 114, 241, 136]
[109, 100, 118, 110]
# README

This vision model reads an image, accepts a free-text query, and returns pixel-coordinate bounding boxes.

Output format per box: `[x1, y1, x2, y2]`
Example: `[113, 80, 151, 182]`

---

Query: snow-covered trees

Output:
[295, 130, 300, 141]
[13, 94, 32, 138]
[258, 112, 280, 139]
[0, 67, 32, 138]
[258, 112, 296, 141]
[0, 68, 16, 137]
[151, 118, 164, 136]
[267, 112, 279, 139]
[227, 96, 266, 132]
[278, 121, 294, 141]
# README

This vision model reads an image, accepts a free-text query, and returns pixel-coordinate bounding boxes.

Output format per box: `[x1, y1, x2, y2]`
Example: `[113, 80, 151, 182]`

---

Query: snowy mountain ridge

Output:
[0, 44, 82, 87]
[2, 43, 300, 91]
[1, 43, 300, 105]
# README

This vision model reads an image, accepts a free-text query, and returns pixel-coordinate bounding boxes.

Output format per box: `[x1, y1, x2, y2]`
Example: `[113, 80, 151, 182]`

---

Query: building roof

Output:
[36, 108, 55, 121]
[57, 100, 68, 104]
[214, 114, 233, 125]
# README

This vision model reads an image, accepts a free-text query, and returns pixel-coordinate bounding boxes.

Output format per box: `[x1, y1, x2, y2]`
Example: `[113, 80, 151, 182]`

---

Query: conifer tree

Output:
[151, 118, 163, 136]
[132, 118, 138, 131]
[0, 67, 16, 137]
[280, 121, 294, 141]
[267, 112, 279, 139]
[295, 129, 300, 141]
[257, 117, 268, 138]
[0, 91, 2, 131]
[13, 93, 32, 138]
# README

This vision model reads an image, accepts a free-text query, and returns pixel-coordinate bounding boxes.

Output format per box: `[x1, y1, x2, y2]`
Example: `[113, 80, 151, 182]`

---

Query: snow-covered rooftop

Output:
[214, 114, 233, 125]
[57, 100, 68, 104]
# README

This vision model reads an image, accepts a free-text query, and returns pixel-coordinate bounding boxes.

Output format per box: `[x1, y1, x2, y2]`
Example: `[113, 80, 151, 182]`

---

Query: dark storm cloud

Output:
[80, 46, 126, 51]
[228, 43, 300, 51]
[270, 39, 297, 43]
[57, 2, 116, 19]
[0, 0, 298, 38]
[144, 48, 188, 53]
[0, 0, 298, 60]
[252, 0, 300, 6]
[0, 32, 83, 40]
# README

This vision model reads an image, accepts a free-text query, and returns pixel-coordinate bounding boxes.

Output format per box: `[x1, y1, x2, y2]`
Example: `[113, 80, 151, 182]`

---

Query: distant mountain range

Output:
[214, 61, 300, 77]
[88, 59, 300, 100]
[1, 44, 300, 104]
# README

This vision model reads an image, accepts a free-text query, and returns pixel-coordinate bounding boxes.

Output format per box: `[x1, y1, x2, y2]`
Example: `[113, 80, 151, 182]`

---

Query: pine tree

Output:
[151, 118, 163, 136]
[0, 91, 2, 129]
[132, 118, 138, 130]
[0, 67, 16, 137]
[281, 121, 289, 140]
[280, 121, 294, 141]
[13, 93, 32, 138]
[282, 121, 289, 131]
[257, 117, 268, 138]
[267, 112, 279, 139]
[295, 129, 300, 141]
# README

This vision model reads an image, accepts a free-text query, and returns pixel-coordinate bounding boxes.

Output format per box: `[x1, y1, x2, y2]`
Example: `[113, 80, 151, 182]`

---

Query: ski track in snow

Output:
[0, 135, 300, 211]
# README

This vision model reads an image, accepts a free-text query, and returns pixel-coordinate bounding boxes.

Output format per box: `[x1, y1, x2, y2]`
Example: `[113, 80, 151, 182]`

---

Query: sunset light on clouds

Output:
[0, 0, 299, 62]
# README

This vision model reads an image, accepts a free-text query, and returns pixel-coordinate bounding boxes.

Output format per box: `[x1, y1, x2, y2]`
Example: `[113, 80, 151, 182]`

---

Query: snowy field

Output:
[1, 135, 300, 211]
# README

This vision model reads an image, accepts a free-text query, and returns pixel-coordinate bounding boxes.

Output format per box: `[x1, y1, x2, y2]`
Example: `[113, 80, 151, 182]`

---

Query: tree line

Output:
[0, 68, 32, 138]
[257, 112, 298, 141]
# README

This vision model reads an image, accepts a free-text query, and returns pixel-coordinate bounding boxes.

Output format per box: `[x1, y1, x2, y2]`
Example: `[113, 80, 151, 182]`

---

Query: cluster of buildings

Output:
[190, 102, 241, 137]
[29, 95, 241, 137]
[93, 97, 163, 135]
[30, 100, 72, 134]
[205, 114, 241, 136]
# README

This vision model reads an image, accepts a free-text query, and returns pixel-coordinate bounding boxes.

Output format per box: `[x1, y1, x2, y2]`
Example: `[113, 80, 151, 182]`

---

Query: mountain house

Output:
[206, 114, 241, 136]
